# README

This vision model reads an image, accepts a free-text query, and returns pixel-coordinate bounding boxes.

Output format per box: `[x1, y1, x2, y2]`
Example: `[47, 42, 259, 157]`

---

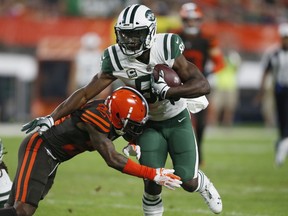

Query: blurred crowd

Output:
[0, 0, 287, 126]
[0, 0, 287, 24]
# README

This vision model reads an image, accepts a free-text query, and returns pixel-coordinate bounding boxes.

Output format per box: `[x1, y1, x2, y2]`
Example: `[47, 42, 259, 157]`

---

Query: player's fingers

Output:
[21, 122, 32, 132]
[161, 168, 175, 174]
[166, 173, 181, 180]
[161, 181, 174, 190]
[123, 149, 130, 157]
[136, 151, 141, 160]
[168, 179, 182, 188]
[26, 124, 36, 134]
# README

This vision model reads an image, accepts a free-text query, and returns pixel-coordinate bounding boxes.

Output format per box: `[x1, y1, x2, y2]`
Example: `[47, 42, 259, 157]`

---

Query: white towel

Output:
[186, 96, 209, 113]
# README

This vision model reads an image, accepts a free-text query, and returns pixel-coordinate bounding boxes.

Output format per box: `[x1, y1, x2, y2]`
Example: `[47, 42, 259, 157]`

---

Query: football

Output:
[153, 64, 181, 87]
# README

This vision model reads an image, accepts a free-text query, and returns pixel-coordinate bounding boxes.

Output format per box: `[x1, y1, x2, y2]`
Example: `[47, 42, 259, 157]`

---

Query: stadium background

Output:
[0, 0, 288, 123]
[1, 1, 288, 215]
[0, 0, 286, 124]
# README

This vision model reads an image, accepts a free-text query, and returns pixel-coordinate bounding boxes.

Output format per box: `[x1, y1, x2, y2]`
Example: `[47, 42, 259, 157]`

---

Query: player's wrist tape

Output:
[47, 115, 54, 125]
[122, 158, 156, 180]
[160, 85, 170, 99]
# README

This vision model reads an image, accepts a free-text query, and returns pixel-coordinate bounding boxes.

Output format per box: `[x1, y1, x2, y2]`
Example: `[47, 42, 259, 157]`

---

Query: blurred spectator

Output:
[256, 23, 288, 166]
[0, 0, 27, 17]
[210, 50, 241, 127]
[74, 32, 112, 99]
[0, 0, 286, 22]
[75, 0, 123, 17]
[41, 0, 62, 17]
[170, 2, 225, 166]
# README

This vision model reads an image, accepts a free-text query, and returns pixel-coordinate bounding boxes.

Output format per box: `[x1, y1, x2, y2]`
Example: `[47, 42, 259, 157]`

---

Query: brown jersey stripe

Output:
[85, 110, 110, 127]
[21, 137, 43, 202]
[15, 133, 38, 201]
[81, 114, 110, 133]
[15, 133, 42, 202]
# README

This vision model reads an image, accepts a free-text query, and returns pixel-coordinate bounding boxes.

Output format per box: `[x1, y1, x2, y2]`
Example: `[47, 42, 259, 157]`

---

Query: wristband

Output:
[123, 158, 156, 180]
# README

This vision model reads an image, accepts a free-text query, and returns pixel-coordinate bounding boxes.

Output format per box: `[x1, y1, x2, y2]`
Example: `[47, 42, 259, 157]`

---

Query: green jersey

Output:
[101, 33, 187, 121]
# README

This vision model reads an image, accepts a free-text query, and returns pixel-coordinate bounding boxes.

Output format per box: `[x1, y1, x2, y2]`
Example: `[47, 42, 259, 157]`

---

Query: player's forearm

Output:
[122, 158, 156, 180]
[103, 150, 156, 180]
[167, 77, 210, 99]
[51, 88, 89, 121]
[170, 57, 210, 99]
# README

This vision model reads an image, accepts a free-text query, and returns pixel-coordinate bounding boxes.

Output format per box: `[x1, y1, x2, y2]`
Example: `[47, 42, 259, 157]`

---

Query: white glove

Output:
[152, 70, 170, 100]
[21, 115, 54, 134]
[153, 168, 182, 190]
[122, 144, 141, 160]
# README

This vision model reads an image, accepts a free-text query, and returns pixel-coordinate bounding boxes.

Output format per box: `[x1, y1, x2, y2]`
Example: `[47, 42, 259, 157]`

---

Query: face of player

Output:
[116, 28, 149, 52]
[182, 18, 202, 35]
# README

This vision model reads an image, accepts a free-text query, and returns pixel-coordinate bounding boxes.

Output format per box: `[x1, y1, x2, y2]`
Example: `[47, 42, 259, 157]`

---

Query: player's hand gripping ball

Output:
[153, 64, 181, 87]
[152, 64, 181, 104]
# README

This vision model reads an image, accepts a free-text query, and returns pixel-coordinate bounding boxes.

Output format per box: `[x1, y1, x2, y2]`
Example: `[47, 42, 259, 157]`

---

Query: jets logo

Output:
[146, 10, 155, 21]
[126, 69, 138, 79]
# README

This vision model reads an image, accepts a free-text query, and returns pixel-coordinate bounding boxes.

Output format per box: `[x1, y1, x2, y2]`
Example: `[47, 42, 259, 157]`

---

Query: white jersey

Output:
[101, 33, 187, 121]
[0, 169, 12, 203]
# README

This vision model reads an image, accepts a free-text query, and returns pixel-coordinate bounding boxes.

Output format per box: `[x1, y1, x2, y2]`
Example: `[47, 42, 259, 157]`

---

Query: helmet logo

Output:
[145, 10, 155, 21]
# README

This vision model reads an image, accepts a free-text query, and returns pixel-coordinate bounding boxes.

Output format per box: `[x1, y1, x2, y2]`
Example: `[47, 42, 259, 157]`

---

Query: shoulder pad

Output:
[161, 33, 185, 61]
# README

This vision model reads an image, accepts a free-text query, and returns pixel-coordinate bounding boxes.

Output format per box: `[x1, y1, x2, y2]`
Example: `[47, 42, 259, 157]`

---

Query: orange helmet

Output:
[105, 86, 149, 140]
[180, 2, 203, 20]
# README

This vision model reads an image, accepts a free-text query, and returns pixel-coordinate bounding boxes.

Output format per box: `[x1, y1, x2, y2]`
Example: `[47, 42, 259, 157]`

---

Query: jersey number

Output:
[134, 75, 158, 103]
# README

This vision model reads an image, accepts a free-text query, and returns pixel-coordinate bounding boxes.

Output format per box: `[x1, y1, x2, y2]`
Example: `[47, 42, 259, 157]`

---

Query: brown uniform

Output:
[8, 100, 119, 207]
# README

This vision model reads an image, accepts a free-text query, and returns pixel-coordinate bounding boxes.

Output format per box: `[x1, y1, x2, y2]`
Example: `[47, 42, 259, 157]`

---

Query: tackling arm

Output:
[166, 54, 210, 99]
[84, 124, 182, 190]
[86, 123, 128, 171]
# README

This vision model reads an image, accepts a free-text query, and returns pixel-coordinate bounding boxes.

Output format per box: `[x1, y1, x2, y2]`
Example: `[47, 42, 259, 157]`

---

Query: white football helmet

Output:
[114, 4, 157, 57]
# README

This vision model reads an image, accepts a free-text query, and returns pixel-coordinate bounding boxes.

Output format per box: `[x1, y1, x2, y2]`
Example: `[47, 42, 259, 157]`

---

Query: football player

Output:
[0, 140, 12, 208]
[19, 4, 222, 215]
[0, 87, 182, 216]
[173, 2, 225, 166]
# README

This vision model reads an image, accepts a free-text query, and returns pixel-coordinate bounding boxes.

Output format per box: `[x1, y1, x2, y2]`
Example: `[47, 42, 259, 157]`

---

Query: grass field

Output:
[1, 125, 288, 216]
